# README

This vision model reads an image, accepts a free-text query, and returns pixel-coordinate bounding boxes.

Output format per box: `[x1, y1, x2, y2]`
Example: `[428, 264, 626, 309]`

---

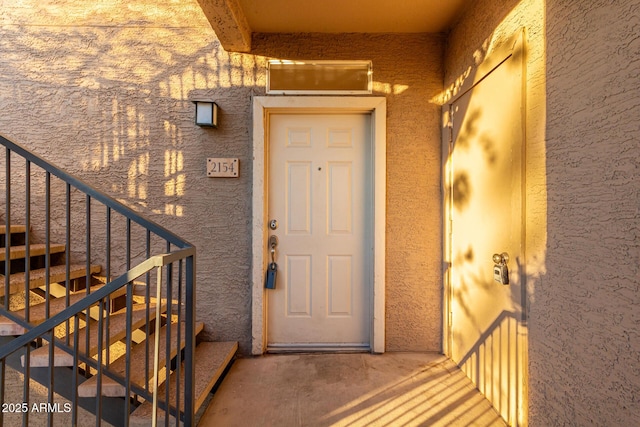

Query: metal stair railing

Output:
[0, 133, 197, 427]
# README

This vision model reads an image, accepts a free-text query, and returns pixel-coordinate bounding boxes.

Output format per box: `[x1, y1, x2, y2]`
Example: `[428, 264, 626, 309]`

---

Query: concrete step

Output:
[0, 283, 125, 336]
[78, 321, 205, 397]
[129, 341, 238, 427]
[23, 296, 166, 367]
[0, 263, 101, 297]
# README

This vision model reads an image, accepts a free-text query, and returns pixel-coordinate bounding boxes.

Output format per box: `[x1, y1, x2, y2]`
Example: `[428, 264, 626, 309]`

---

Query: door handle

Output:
[492, 252, 509, 264]
[269, 235, 278, 264]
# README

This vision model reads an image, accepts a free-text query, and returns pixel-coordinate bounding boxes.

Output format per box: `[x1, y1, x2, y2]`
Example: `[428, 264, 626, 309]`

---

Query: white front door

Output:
[267, 113, 371, 351]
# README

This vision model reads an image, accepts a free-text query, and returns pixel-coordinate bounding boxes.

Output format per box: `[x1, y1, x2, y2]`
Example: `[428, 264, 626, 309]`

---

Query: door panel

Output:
[449, 51, 525, 424]
[286, 255, 311, 316]
[286, 162, 311, 234]
[327, 162, 353, 234]
[328, 255, 353, 316]
[267, 113, 371, 350]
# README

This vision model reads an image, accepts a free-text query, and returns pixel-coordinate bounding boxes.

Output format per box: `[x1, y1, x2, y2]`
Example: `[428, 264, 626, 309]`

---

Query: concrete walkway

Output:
[199, 352, 507, 427]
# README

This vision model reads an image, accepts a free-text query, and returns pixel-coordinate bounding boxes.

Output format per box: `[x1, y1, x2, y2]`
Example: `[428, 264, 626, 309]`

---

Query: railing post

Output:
[4, 147, 11, 305]
[96, 299, 104, 425]
[151, 265, 163, 427]
[145, 230, 151, 394]
[65, 183, 71, 346]
[175, 259, 183, 423]
[124, 279, 133, 427]
[184, 254, 196, 426]
[23, 159, 31, 427]
[45, 172, 55, 427]
[164, 242, 172, 427]
[0, 148, 8, 427]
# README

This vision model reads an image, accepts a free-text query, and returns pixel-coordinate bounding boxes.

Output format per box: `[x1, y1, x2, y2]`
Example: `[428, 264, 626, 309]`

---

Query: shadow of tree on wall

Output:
[452, 172, 472, 211]
[449, 106, 501, 214]
[454, 108, 482, 150]
[0, 2, 269, 347]
[0, 3, 263, 222]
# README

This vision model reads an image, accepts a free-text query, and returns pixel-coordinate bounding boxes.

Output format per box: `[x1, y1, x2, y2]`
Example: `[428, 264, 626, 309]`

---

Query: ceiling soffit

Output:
[198, 0, 469, 52]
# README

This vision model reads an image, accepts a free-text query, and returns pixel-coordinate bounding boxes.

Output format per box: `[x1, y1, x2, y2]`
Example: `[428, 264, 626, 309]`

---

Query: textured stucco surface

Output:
[251, 33, 445, 352]
[0, 0, 256, 353]
[535, 1, 640, 425]
[0, 1, 444, 354]
[446, 0, 640, 425]
[2, 0, 639, 424]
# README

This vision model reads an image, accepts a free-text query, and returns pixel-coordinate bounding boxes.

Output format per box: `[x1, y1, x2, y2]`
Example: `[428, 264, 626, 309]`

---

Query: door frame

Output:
[251, 96, 386, 355]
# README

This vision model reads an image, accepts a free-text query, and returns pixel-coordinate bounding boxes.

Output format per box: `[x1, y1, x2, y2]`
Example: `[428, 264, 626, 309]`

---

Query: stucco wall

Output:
[251, 33, 445, 351]
[0, 0, 255, 351]
[536, 0, 640, 425]
[446, 0, 640, 425]
[0, 1, 444, 353]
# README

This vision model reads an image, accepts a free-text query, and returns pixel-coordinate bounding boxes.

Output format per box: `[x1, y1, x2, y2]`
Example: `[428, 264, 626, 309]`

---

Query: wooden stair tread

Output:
[0, 263, 100, 297]
[0, 282, 123, 336]
[0, 243, 66, 262]
[0, 224, 27, 235]
[130, 341, 238, 426]
[78, 321, 205, 397]
[25, 298, 166, 367]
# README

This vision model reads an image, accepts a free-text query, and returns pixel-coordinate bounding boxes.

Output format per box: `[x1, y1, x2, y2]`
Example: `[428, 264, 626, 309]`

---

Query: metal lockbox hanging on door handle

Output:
[492, 252, 510, 285]
[265, 235, 279, 289]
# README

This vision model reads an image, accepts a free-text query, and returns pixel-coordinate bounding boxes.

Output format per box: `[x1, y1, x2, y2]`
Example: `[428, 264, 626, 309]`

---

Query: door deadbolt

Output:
[269, 219, 278, 230]
[492, 252, 509, 265]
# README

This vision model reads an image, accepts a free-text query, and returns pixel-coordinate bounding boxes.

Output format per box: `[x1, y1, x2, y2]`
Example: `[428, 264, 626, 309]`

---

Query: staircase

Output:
[0, 135, 237, 426]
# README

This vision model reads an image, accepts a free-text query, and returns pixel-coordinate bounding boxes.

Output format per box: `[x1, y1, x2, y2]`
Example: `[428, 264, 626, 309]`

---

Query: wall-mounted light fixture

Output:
[193, 100, 218, 128]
